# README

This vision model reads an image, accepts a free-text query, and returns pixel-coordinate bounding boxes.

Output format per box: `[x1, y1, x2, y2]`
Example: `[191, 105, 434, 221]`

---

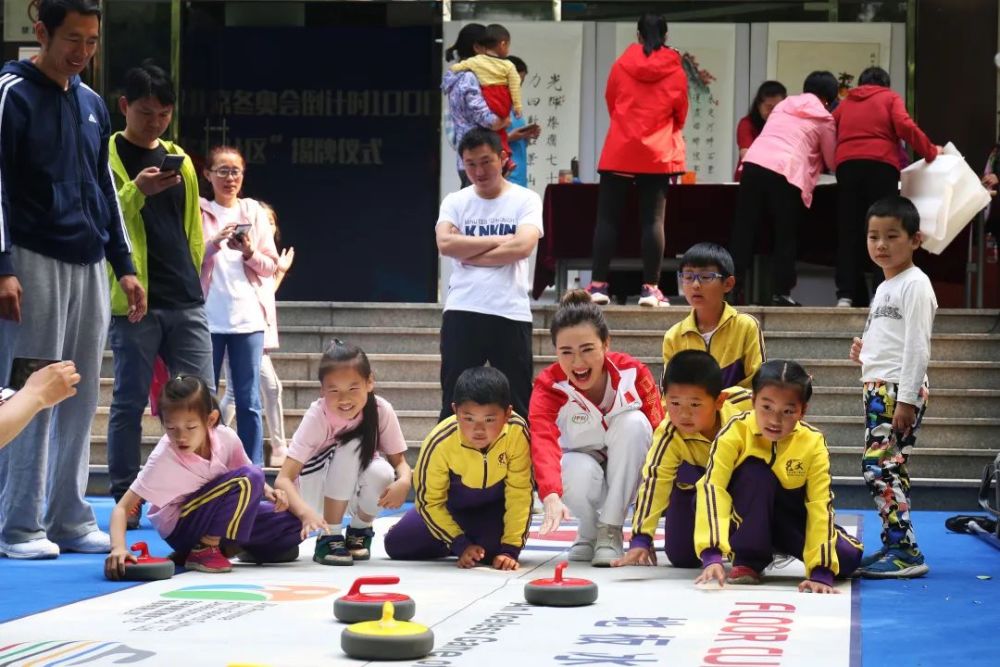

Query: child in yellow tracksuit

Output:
[615, 350, 752, 569]
[694, 359, 863, 592]
[663, 243, 764, 390]
[383, 366, 532, 570]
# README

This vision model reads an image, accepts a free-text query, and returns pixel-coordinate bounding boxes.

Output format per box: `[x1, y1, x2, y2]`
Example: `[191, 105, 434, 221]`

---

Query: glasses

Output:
[677, 271, 726, 284]
[212, 168, 243, 178]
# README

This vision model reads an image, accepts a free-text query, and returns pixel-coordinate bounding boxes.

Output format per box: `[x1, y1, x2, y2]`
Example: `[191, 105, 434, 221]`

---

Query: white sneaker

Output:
[0, 537, 60, 559]
[590, 523, 624, 567]
[268, 443, 288, 468]
[568, 540, 595, 561]
[836, 298, 853, 308]
[57, 530, 111, 554]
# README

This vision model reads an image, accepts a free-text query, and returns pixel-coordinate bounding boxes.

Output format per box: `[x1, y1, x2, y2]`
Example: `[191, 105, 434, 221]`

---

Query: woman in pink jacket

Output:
[729, 71, 839, 307]
[200, 146, 279, 465]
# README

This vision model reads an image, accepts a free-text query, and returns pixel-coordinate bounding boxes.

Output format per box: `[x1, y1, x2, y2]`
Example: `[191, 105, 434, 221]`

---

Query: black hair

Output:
[29, 0, 100, 36]
[663, 350, 723, 398]
[482, 23, 511, 49]
[158, 374, 219, 426]
[866, 194, 921, 237]
[446, 23, 486, 62]
[458, 127, 503, 158]
[679, 242, 735, 278]
[318, 340, 379, 473]
[803, 70, 839, 106]
[636, 13, 668, 56]
[751, 360, 813, 405]
[747, 80, 787, 133]
[550, 289, 610, 345]
[858, 66, 891, 88]
[123, 61, 176, 106]
[452, 366, 511, 409]
[507, 55, 527, 75]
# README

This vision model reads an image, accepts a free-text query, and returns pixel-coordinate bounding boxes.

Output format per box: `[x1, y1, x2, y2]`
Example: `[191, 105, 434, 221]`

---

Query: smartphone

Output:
[8, 357, 60, 391]
[159, 154, 185, 173]
[233, 223, 252, 238]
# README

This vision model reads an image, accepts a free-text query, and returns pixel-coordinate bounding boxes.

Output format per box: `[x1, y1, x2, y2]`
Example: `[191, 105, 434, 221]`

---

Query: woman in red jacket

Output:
[587, 14, 688, 308]
[833, 67, 939, 307]
[734, 80, 786, 181]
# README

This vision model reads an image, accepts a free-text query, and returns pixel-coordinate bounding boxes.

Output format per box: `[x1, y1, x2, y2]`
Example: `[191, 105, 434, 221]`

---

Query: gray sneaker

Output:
[590, 523, 624, 567]
[568, 540, 595, 561]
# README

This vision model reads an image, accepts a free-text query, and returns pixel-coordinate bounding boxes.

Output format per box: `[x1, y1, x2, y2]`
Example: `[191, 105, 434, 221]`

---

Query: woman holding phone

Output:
[199, 146, 279, 465]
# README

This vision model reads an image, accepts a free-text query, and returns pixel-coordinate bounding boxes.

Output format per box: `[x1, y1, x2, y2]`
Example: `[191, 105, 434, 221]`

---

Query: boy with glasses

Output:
[661, 243, 764, 390]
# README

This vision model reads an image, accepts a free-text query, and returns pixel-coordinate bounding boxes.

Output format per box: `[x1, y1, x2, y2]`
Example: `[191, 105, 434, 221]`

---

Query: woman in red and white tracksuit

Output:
[530, 290, 664, 567]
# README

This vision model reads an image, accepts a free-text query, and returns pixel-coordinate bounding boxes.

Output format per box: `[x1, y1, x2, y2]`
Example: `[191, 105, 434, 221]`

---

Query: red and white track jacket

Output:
[529, 351, 663, 499]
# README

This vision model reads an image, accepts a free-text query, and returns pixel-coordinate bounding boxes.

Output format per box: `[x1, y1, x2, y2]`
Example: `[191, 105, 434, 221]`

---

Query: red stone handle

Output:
[129, 541, 150, 559]
[554, 561, 568, 583]
[346, 576, 401, 596]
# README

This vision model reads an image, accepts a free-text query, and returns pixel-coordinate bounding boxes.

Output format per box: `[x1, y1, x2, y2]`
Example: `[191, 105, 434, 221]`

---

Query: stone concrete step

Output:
[86, 433, 996, 482]
[99, 351, 1000, 391]
[275, 302, 1000, 335]
[90, 407, 1000, 450]
[95, 378, 1000, 420]
[273, 326, 1000, 361]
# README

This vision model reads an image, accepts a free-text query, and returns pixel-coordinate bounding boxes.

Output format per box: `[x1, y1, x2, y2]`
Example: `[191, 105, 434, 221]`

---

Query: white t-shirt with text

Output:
[437, 184, 544, 323]
[860, 265, 937, 404]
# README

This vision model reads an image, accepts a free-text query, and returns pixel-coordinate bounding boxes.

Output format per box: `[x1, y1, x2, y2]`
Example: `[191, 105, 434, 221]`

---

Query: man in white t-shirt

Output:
[435, 128, 543, 420]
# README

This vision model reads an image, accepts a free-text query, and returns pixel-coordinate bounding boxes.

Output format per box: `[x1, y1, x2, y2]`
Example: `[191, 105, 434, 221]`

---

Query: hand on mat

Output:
[695, 563, 726, 588]
[105, 547, 138, 580]
[377, 480, 409, 510]
[612, 546, 657, 567]
[0, 275, 23, 322]
[492, 554, 519, 571]
[539, 493, 570, 535]
[457, 544, 485, 569]
[300, 511, 329, 540]
[849, 337, 863, 364]
[799, 579, 839, 594]
[892, 402, 918, 439]
[119, 275, 147, 323]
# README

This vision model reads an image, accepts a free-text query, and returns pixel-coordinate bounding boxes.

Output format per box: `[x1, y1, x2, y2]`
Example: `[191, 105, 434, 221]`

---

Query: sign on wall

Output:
[766, 23, 892, 95]
[614, 23, 737, 183]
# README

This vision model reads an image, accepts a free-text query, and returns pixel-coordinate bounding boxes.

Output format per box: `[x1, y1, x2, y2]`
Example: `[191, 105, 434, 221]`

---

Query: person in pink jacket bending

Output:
[729, 71, 839, 307]
[199, 146, 279, 465]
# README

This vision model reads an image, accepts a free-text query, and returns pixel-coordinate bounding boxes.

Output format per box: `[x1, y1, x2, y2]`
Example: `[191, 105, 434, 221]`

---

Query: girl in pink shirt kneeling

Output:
[275, 340, 412, 566]
[105, 376, 302, 579]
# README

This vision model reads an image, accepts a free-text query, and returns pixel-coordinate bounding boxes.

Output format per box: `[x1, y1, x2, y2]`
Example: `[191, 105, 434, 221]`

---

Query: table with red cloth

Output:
[532, 183, 971, 302]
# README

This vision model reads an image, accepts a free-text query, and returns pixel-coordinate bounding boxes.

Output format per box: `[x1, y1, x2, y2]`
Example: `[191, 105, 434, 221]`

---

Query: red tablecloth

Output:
[532, 183, 969, 299]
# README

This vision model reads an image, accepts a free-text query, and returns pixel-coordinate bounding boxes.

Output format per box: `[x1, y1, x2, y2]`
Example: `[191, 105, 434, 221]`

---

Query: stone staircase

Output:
[88, 302, 1000, 509]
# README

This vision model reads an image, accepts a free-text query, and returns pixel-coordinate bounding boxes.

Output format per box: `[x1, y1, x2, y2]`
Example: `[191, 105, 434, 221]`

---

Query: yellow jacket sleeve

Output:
[631, 422, 681, 549]
[413, 432, 465, 554]
[740, 316, 765, 390]
[500, 429, 533, 556]
[694, 417, 743, 565]
[116, 178, 147, 221]
[803, 437, 840, 583]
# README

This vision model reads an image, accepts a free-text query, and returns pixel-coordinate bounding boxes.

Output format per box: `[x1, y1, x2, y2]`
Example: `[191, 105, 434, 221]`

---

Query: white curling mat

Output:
[0, 516, 860, 666]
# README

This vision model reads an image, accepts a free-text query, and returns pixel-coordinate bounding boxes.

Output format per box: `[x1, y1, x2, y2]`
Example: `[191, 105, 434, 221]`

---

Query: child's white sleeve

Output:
[898, 279, 936, 404]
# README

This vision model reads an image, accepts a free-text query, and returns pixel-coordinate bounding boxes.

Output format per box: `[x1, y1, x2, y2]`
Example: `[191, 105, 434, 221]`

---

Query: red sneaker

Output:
[726, 565, 762, 585]
[185, 545, 233, 573]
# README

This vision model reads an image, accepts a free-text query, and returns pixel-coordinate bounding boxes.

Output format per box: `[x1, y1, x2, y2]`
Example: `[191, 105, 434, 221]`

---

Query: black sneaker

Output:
[771, 294, 802, 307]
[314, 534, 353, 566]
[345, 526, 374, 561]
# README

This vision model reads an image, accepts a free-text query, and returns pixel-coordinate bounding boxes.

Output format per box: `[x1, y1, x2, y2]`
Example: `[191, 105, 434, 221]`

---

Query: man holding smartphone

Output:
[0, 1, 145, 559]
[105, 62, 215, 527]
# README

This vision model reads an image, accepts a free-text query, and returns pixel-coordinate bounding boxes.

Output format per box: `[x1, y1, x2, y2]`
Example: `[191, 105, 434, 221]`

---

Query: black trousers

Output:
[730, 162, 806, 298]
[591, 171, 671, 284]
[835, 159, 899, 302]
[439, 310, 533, 421]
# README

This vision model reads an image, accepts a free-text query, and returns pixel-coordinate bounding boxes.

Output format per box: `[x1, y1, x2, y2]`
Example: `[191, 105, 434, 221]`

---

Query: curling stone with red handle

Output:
[524, 561, 598, 606]
[341, 601, 434, 660]
[334, 576, 416, 623]
[120, 541, 175, 581]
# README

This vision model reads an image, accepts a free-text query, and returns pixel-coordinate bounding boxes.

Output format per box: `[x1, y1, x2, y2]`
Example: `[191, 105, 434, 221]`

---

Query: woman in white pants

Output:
[530, 290, 664, 566]
[220, 203, 294, 466]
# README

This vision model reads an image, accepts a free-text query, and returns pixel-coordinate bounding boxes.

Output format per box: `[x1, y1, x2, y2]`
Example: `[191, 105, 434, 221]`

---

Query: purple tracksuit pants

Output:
[165, 466, 301, 560]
